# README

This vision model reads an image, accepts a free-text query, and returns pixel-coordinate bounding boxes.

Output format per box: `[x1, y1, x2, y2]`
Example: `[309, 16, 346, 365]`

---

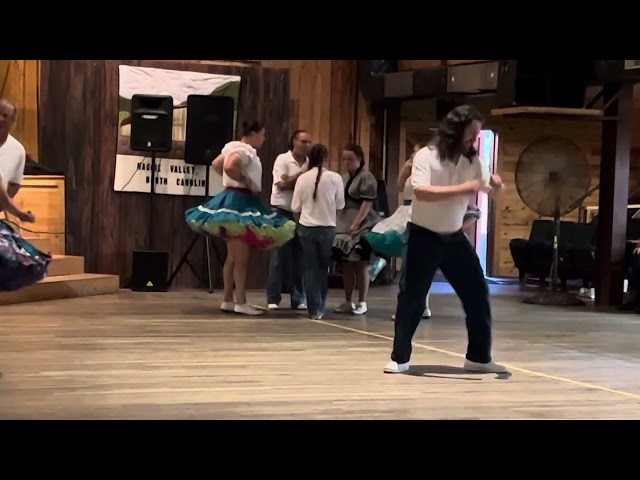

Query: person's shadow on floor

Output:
[407, 365, 512, 380]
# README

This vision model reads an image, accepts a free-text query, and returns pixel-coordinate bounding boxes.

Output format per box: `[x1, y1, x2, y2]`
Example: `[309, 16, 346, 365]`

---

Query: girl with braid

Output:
[291, 144, 345, 320]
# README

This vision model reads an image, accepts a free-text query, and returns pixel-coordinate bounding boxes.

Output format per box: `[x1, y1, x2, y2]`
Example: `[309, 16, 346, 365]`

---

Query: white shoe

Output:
[234, 304, 264, 316]
[221, 302, 235, 312]
[383, 360, 410, 374]
[267, 303, 279, 310]
[334, 302, 355, 313]
[352, 302, 368, 315]
[463, 359, 507, 374]
[296, 304, 307, 310]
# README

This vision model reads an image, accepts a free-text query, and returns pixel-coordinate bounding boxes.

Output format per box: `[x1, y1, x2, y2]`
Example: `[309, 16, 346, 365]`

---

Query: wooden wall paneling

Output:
[261, 60, 358, 174]
[39, 60, 289, 290]
[0, 60, 40, 158]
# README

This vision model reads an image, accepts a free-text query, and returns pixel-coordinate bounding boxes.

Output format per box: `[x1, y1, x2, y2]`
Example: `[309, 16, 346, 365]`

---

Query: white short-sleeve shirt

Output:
[410, 145, 489, 233]
[0, 134, 26, 191]
[291, 167, 345, 227]
[270, 151, 306, 211]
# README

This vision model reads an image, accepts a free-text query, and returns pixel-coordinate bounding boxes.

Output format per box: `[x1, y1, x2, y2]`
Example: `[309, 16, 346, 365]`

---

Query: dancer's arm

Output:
[471, 156, 505, 198]
[223, 153, 255, 190]
[335, 176, 346, 213]
[397, 158, 413, 189]
[0, 184, 34, 222]
[412, 150, 479, 201]
[211, 154, 225, 176]
[273, 155, 303, 191]
[291, 180, 302, 222]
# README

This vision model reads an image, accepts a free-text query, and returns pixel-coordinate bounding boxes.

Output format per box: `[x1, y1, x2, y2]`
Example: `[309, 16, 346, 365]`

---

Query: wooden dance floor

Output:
[1, 283, 640, 420]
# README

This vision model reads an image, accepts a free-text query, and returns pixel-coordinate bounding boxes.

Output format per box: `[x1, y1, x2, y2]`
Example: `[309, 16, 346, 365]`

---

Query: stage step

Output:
[48, 255, 85, 277]
[0, 273, 120, 306]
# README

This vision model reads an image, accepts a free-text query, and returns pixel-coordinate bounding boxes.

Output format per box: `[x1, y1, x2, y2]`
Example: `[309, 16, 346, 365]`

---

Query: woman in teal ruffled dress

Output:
[185, 120, 296, 316]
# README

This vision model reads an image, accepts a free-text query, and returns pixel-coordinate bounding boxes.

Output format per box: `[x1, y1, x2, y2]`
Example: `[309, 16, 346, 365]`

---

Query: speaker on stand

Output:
[166, 94, 235, 292]
[128, 94, 174, 292]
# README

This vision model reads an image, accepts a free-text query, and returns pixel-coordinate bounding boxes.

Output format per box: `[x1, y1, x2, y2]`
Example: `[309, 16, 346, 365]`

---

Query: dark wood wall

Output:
[38, 60, 290, 289]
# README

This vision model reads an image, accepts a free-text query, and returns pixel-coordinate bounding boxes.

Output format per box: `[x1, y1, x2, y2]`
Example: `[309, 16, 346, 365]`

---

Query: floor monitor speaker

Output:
[130, 94, 174, 153]
[184, 95, 235, 165]
[130, 249, 169, 292]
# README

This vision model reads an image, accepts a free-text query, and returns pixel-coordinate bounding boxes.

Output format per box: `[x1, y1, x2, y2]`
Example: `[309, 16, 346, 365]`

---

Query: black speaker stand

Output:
[166, 165, 223, 293]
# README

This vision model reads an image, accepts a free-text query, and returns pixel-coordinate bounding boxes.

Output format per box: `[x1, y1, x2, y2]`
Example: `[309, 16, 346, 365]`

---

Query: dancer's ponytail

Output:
[308, 144, 328, 201]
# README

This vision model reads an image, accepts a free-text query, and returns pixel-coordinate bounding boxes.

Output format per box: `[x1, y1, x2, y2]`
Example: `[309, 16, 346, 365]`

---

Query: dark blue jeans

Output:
[266, 207, 305, 307]
[391, 223, 492, 365]
[297, 225, 336, 317]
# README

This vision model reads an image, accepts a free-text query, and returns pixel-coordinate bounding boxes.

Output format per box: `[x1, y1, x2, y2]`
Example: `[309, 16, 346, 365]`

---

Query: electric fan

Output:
[515, 136, 592, 306]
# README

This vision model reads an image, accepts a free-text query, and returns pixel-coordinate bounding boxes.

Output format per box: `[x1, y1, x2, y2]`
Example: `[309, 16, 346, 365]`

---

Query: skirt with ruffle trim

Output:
[185, 188, 296, 250]
[365, 205, 410, 258]
[0, 220, 52, 292]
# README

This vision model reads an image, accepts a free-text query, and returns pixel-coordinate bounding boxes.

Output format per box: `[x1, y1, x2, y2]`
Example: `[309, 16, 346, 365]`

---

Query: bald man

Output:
[0, 99, 26, 201]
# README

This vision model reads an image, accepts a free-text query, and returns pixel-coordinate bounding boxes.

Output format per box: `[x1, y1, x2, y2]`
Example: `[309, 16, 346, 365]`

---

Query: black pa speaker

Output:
[184, 95, 235, 165]
[130, 94, 174, 153]
[130, 249, 169, 292]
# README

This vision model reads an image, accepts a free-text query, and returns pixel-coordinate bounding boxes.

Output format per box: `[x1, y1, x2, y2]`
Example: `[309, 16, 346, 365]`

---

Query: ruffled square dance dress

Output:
[185, 141, 296, 249]
[0, 219, 51, 291]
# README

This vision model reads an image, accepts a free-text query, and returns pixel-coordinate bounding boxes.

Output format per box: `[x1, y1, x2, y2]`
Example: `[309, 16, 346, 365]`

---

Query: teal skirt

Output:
[365, 230, 406, 258]
[185, 187, 296, 250]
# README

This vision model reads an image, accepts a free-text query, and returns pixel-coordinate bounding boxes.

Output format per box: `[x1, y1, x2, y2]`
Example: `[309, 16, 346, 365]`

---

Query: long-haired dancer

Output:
[384, 105, 507, 375]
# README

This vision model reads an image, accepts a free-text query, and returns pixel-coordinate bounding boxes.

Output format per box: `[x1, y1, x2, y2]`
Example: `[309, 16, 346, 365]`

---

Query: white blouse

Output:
[221, 141, 263, 192]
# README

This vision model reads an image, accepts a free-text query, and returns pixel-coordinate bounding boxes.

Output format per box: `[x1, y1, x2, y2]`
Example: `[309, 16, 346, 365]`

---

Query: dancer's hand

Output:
[19, 210, 35, 223]
[247, 178, 260, 195]
[490, 174, 505, 189]
[347, 223, 357, 235]
[461, 179, 482, 194]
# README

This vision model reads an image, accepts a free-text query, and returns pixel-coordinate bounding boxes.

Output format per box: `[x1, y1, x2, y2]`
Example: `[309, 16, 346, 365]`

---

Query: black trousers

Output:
[391, 223, 492, 365]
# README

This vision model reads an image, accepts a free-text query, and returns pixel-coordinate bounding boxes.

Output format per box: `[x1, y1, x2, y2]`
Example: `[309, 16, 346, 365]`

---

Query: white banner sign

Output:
[113, 155, 224, 196]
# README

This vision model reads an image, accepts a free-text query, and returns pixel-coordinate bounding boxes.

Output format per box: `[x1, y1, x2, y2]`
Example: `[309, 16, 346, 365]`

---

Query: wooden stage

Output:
[1, 283, 639, 420]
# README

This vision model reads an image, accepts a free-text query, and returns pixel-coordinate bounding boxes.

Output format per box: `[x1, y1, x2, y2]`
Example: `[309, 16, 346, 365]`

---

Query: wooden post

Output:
[595, 82, 634, 307]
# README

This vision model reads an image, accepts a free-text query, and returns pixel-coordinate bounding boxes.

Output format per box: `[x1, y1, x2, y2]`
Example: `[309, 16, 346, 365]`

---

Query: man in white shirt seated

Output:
[384, 105, 507, 375]
[0, 99, 26, 203]
[266, 129, 312, 310]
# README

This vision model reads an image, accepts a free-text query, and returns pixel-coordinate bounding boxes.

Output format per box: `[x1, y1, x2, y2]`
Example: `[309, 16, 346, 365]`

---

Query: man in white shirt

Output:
[291, 144, 345, 319]
[266, 129, 312, 310]
[0, 99, 26, 201]
[384, 105, 507, 375]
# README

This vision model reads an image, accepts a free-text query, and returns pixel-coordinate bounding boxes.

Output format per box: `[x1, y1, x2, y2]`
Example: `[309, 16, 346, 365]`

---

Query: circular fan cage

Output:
[515, 137, 591, 218]
[514, 136, 591, 307]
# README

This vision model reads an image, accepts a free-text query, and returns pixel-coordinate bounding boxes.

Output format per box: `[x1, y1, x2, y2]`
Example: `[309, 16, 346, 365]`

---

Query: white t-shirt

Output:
[0, 134, 26, 191]
[292, 167, 345, 227]
[410, 145, 489, 234]
[221, 141, 262, 192]
[270, 151, 306, 211]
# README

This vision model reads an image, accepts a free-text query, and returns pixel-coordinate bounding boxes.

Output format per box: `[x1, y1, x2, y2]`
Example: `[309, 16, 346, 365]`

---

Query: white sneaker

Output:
[234, 304, 264, 316]
[463, 359, 507, 374]
[334, 302, 355, 313]
[267, 303, 279, 310]
[353, 302, 368, 315]
[383, 360, 410, 374]
[296, 304, 307, 310]
[221, 302, 235, 312]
